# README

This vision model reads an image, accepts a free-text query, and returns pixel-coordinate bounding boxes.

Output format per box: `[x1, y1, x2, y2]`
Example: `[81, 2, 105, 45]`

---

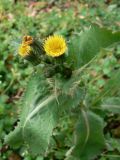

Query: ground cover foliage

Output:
[0, 0, 120, 160]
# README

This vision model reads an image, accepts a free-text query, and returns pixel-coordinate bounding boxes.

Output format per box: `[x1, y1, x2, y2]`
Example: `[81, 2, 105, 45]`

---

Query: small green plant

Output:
[5, 25, 120, 160]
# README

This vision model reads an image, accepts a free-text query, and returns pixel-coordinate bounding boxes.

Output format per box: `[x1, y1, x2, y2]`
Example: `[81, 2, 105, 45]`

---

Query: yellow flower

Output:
[18, 36, 33, 57]
[18, 44, 31, 57]
[44, 35, 67, 57]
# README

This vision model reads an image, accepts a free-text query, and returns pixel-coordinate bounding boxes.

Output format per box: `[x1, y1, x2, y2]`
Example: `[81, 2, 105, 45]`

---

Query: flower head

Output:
[18, 44, 31, 57]
[18, 36, 33, 57]
[44, 35, 67, 57]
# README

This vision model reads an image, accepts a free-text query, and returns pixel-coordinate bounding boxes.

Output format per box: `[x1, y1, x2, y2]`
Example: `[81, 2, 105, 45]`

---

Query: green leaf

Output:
[101, 97, 120, 113]
[68, 25, 120, 68]
[5, 74, 59, 155]
[70, 110, 105, 160]
[56, 75, 85, 109]
[5, 123, 23, 148]
[19, 72, 50, 124]
[5, 72, 85, 155]
[22, 95, 59, 155]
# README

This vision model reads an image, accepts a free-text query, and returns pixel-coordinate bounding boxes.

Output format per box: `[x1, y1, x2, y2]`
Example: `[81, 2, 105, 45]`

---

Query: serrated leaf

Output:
[5, 73, 85, 155]
[5, 74, 59, 155]
[68, 25, 120, 68]
[5, 123, 23, 148]
[20, 73, 50, 124]
[22, 95, 59, 155]
[71, 110, 105, 160]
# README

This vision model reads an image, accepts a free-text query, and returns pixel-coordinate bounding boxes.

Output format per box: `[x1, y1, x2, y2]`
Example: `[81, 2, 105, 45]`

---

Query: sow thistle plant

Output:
[5, 25, 120, 160]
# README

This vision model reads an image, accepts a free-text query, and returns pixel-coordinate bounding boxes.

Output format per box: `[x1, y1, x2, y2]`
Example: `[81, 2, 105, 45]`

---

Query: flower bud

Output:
[18, 36, 45, 65]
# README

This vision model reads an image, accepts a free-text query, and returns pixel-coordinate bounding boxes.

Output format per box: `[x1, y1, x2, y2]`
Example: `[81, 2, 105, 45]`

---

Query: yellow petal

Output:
[44, 35, 67, 57]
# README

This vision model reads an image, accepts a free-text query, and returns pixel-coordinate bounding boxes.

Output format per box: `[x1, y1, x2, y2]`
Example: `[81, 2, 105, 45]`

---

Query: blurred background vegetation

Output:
[0, 0, 120, 159]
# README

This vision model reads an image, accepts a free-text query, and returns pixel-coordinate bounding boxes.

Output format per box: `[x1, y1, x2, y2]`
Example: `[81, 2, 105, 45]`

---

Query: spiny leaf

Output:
[5, 123, 23, 148]
[5, 73, 85, 155]
[22, 94, 59, 155]
[68, 25, 120, 68]
[20, 73, 50, 124]
[5, 74, 59, 155]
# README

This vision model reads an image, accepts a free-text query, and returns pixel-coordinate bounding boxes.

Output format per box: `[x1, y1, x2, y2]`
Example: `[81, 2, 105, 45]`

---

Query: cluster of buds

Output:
[18, 35, 72, 78]
[18, 36, 45, 65]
